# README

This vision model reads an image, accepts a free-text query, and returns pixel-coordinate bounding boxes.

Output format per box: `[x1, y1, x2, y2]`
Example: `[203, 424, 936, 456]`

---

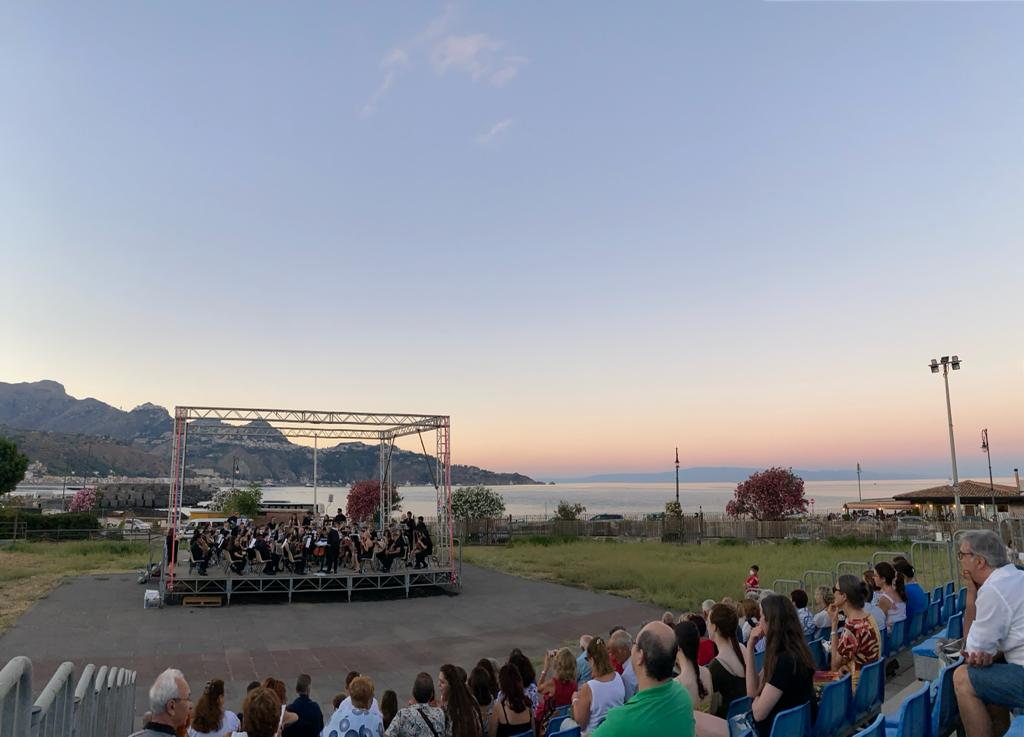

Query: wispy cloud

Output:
[477, 118, 514, 145]
[362, 6, 526, 116]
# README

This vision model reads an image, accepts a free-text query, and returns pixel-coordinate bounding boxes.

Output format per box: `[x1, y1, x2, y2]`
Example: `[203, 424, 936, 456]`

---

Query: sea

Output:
[18, 478, 971, 517]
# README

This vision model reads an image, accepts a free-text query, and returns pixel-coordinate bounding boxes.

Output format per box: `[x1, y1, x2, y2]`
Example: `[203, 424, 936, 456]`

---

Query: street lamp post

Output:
[856, 462, 862, 502]
[982, 429, 995, 519]
[675, 447, 680, 507]
[929, 355, 962, 520]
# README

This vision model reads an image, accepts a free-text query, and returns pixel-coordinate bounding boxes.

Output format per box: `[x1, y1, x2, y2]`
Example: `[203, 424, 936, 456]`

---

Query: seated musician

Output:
[190, 532, 210, 575]
[383, 529, 406, 572]
[228, 535, 247, 574]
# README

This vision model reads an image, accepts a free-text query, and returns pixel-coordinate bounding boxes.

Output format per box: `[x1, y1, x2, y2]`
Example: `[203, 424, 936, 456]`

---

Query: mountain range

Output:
[543, 466, 928, 484]
[0, 380, 537, 485]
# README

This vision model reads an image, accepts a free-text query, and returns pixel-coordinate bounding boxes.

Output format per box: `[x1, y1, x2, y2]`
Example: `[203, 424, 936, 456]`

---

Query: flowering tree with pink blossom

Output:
[726, 467, 807, 521]
[346, 480, 402, 524]
[68, 487, 97, 512]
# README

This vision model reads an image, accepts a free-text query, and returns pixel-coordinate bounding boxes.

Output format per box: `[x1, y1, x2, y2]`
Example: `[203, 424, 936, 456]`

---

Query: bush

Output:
[451, 486, 506, 519]
[555, 500, 586, 521]
[0, 511, 100, 531]
[716, 538, 748, 547]
[510, 535, 578, 547]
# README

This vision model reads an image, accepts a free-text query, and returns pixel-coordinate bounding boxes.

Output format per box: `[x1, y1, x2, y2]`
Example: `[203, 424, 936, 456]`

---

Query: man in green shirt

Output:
[592, 621, 696, 737]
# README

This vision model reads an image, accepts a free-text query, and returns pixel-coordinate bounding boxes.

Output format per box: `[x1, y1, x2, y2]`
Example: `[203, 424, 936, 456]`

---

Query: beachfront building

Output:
[892, 479, 1024, 518]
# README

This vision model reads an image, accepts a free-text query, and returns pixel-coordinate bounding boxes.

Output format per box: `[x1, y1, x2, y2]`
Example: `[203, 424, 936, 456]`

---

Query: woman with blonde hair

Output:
[571, 637, 624, 732]
[811, 585, 834, 634]
[188, 679, 240, 737]
[535, 648, 577, 723]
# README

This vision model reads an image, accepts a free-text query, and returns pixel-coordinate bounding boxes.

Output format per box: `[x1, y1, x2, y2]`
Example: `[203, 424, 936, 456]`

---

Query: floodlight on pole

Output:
[929, 354, 963, 520]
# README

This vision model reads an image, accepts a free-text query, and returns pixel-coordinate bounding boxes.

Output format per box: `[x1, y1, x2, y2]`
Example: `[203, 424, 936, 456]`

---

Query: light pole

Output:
[674, 447, 680, 507]
[929, 355, 962, 520]
[856, 462, 862, 502]
[981, 429, 995, 519]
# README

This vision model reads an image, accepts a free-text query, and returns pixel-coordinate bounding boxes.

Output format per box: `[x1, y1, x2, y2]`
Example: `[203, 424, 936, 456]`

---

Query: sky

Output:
[2, 1, 1023, 479]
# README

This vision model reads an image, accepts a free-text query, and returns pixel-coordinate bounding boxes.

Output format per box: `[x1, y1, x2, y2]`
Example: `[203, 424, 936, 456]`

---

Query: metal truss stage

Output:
[171, 566, 457, 605]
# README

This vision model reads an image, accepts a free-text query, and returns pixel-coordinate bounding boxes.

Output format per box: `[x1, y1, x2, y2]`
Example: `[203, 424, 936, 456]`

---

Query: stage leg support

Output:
[405, 573, 410, 598]
[226, 578, 232, 606]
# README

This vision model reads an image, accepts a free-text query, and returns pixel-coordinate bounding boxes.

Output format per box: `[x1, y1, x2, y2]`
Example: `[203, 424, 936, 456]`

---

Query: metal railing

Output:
[0, 658, 136, 737]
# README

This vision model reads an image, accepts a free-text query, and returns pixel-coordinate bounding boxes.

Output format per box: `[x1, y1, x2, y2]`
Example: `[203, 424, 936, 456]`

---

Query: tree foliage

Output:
[555, 499, 586, 521]
[68, 487, 97, 512]
[224, 482, 263, 518]
[451, 485, 507, 519]
[209, 487, 234, 513]
[0, 437, 29, 496]
[664, 500, 682, 517]
[346, 480, 403, 523]
[726, 467, 807, 521]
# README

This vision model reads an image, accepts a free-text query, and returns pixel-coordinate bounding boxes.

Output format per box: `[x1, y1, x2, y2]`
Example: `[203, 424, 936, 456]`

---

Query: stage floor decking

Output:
[170, 564, 456, 604]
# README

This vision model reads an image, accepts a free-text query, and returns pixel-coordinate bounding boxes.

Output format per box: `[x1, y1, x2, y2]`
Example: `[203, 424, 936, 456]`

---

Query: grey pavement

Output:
[0, 563, 663, 728]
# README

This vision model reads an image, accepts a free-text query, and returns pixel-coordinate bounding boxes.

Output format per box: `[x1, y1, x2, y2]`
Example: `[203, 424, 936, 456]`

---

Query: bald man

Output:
[591, 621, 695, 737]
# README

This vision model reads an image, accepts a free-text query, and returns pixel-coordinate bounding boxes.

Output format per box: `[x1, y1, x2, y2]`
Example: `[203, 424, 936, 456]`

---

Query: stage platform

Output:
[169, 564, 458, 605]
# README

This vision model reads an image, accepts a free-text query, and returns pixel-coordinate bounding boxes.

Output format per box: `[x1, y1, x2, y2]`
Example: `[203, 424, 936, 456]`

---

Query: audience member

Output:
[608, 630, 637, 699]
[507, 650, 538, 706]
[739, 599, 760, 644]
[743, 594, 816, 737]
[261, 677, 297, 731]
[828, 574, 881, 676]
[340, 671, 382, 716]
[706, 603, 746, 720]
[469, 666, 496, 736]
[686, 613, 717, 667]
[324, 676, 384, 737]
[489, 664, 534, 737]
[386, 673, 446, 737]
[381, 690, 398, 731]
[130, 669, 192, 737]
[572, 636, 625, 732]
[237, 687, 283, 737]
[661, 611, 676, 626]
[811, 586, 833, 634]
[953, 529, 1024, 737]
[281, 674, 323, 737]
[475, 658, 499, 699]
[535, 648, 577, 725]
[893, 559, 928, 620]
[441, 663, 484, 737]
[188, 679, 239, 737]
[576, 635, 594, 687]
[591, 622, 695, 737]
[790, 590, 816, 640]
[701, 599, 717, 620]
[674, 620, 713, 712]
[873, 561, 907, 632]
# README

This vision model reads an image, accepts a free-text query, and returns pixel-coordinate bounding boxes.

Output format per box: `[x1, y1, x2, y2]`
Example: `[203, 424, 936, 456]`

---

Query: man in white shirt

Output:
[952, 530, 1024, 737]
[609, 630, 638, 700]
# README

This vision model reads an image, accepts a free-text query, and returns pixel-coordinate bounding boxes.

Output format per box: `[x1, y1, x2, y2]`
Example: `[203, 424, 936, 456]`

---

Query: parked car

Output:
[123, 518, 152, 531]
[590, 514, 624, 521]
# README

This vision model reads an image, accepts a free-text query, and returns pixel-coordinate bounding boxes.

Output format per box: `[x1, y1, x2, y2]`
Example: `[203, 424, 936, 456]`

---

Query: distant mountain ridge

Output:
[0, 380, 537, 485]
[546, 466, 928, 483]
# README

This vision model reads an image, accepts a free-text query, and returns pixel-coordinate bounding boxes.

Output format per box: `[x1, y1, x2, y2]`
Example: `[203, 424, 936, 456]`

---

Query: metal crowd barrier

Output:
[0, 657, 136, 737]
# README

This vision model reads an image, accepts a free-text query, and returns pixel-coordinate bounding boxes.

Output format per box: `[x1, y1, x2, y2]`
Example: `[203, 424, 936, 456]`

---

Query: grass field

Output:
[0, 540, 153, 634]
[462, 538, 890, 612]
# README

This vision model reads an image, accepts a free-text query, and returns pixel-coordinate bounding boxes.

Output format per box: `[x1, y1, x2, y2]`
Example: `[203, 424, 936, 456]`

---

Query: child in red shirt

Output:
[745, 564, 760, 592]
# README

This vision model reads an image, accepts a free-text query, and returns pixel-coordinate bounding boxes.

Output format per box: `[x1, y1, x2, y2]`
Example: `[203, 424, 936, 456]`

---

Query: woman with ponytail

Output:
[873, 561, 907, 632]
[188, 679, 240, 737]
[707, 603, 746, 719]
[674, 620, 714, 712]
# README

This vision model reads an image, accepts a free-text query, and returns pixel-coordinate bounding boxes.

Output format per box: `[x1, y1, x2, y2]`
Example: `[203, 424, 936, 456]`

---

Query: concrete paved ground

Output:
[0, 564, 663, 727]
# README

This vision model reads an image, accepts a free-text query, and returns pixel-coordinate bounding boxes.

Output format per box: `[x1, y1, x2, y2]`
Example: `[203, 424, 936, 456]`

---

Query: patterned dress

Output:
[836, 616, 881, 673]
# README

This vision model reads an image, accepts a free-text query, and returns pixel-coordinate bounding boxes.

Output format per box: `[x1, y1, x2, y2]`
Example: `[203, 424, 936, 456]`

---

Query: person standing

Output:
[282, 674, 323, 737]
[745, 565, 760, 594]
[326, 521, 341, 574]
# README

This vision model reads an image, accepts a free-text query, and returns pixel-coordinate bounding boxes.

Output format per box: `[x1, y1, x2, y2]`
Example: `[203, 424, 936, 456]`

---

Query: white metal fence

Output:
[0, 657, 136, 737]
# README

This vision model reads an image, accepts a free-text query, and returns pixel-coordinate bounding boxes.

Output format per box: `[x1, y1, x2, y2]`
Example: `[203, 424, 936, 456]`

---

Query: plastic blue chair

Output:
[931, 659, 962, 737]
[854, 714, 886, 737]
[814, 673, 852, 737]
[907, 611, 924, 643]
[942, 594, 955, 624]
[755, 649, 765, 673]
[925, 599, 940, 633]
[1006, 715, 1024, 737]
[508, 731, 535, 737]
[885, 619, 908, 657]
[955, 587, 966, 614]
[946, 612, 963, 640]
[728, 696, 754, 737]
[945, 581, 954, 597]
[818, 626, 832, 642]
[769, 702, 811, 737]
[551, 705, 571, 720]
[810, 638, 830, 672]
[545, 716, 569, 737]
[549, 727, 579, 737]
[883, 681, 930, 737]
[851, 658, 884, 725]
[931, 586, 942, 607]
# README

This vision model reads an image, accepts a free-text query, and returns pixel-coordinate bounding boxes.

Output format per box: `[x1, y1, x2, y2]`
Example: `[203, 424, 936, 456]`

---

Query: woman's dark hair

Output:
[261, 677, 287, 705]
[508, 649, 536, 687]
[863, 569, 879, 593]
[836, 574, 866, 608]
[191, 679, 226, 733]
[708, 603, 745, 664]
[498, 663, 529, 713]
[686, 613, 707, 638]
[468, 666, 494, 707]
[674, 621, 708, 700]
[790, 589, 809, 609]
[475, 658, 499, 698]
[586, 637, 614, 678]
[381, 690, 398, 729]
[893, 559, 916, 581]
[874, 561, 907, 602]
[441, 664, 482, 737]
[759, 594, 815, 683]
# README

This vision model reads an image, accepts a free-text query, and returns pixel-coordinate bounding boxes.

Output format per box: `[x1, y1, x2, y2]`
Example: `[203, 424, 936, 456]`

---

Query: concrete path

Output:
[0, 564, 663, 726]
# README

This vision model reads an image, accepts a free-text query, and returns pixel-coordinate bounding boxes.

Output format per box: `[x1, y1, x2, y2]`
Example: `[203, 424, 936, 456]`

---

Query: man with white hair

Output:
[576, 635, 593, 687]
[129, 668, 191, 736]
[952, 529, 1024, 737]
[701, 599, 716, 618]
[609, 629, 637, 700]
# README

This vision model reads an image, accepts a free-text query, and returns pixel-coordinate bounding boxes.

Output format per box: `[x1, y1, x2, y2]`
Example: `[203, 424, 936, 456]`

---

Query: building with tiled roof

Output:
[893, 479, 1023, 517]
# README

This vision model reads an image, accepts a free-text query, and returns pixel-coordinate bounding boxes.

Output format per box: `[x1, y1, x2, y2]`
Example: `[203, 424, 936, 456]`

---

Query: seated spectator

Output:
[576, 635, 594, 687]
[282, 674, 323, 737]
[261, 677, 298, 731]
[608, 630, 637, 700]
[674, 620, 713, 712]
[811, 586, 833, 634]
[236, 687, 283, 737]
[863, 569, 881, 606]
[873, 561, 907, 632]
[743, 594, 816, 737]
[490, 664, 534, 737]
[476, 658, 499, 700]
[893, 559, 928, 620]
[828, 575, 881, 677]
[790, 589, 816, 640]
[662, 611, 676, 626]
[130, 668, 192, 737]
[707, 603, 747, 720]
[340, 671, 382, 716]
[953, 530, 1024, 737]
[324, 676, 384, 737]
[441, 663, 484, 737]
[381, 691, 398, 731]
[591, 621, 696, 737]
[508, 650, 539, 707]
[572, 637, 625, 732]
[686, 613, 717, 667]
[469, 666, 496, 735]
[739, 599, 760, 644]
[701, 599, 717, 620]
[188, 678, 240, 737]
[386, 672, 447, 737]
[536, 647, 577, 725]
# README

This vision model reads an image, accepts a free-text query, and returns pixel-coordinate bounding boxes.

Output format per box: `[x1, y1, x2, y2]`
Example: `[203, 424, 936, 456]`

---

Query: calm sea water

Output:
[259, 479, 954, 518]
